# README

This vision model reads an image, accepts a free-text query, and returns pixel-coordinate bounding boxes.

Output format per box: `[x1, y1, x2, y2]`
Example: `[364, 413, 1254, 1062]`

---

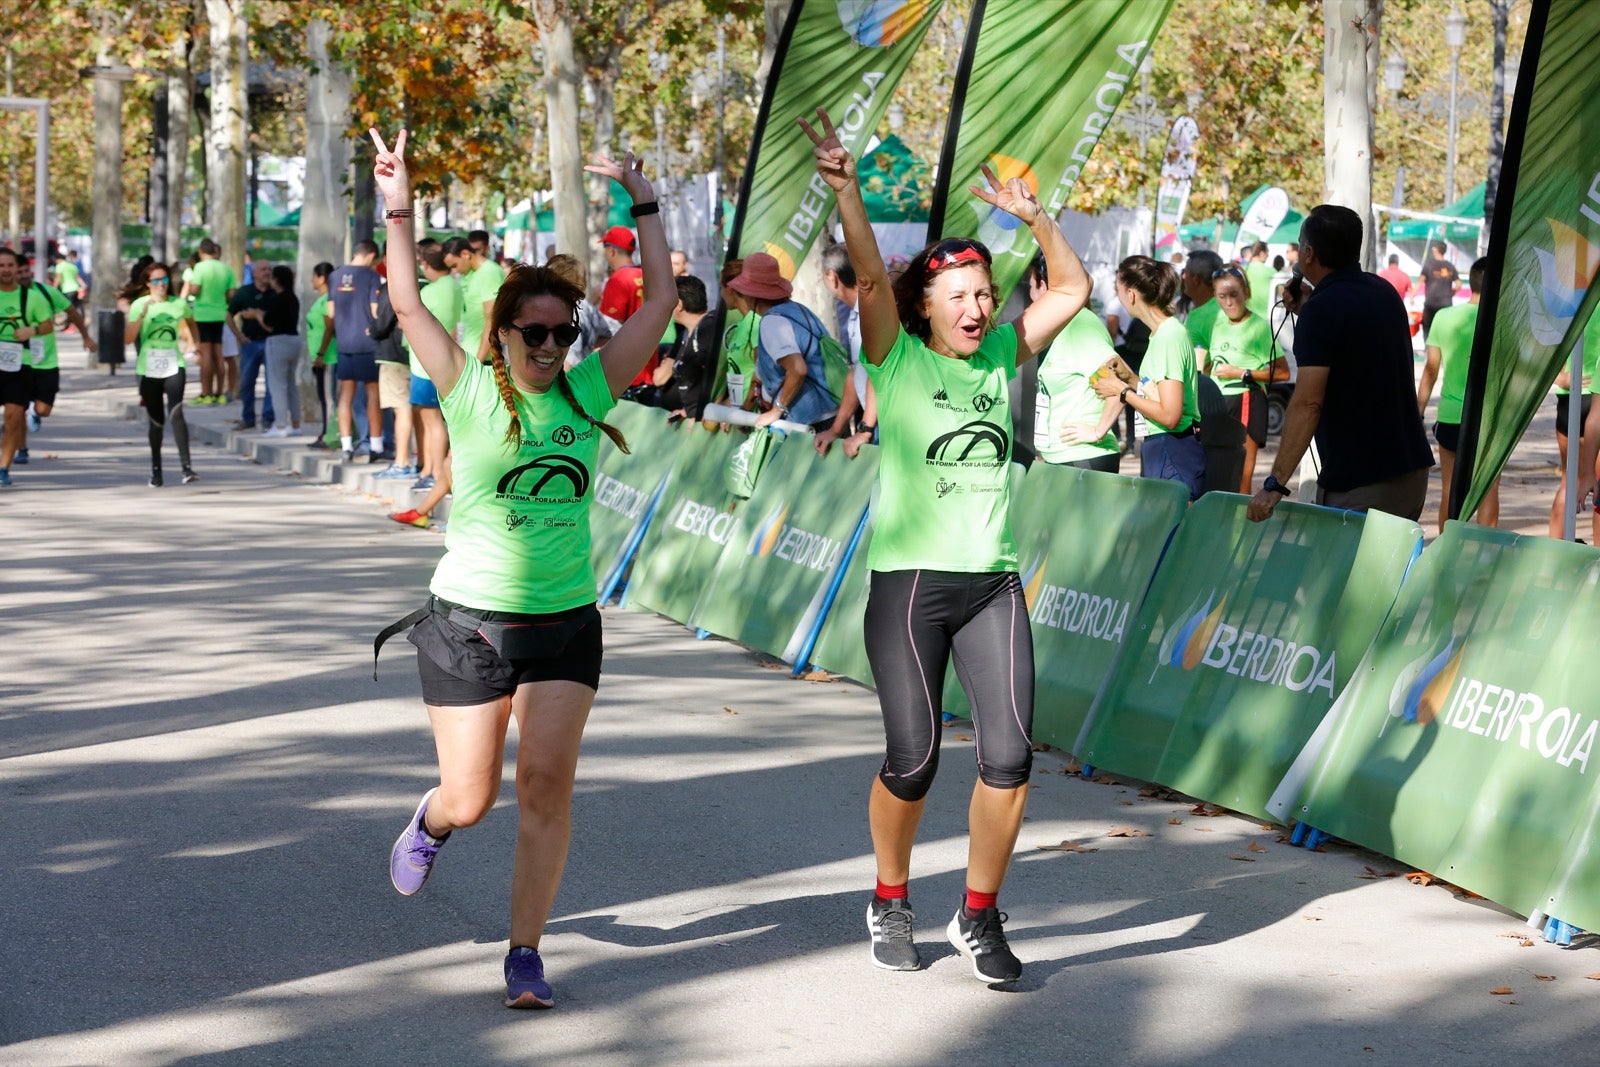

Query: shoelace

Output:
[408, 835, 442, 864]
[507, 951, 545, 982]
[969, 911, 1010, 951]
[876, 904, 914, 940]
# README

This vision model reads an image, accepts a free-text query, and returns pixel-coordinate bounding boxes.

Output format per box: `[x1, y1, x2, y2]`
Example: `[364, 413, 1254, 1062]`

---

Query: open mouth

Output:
[956, 323, 984, 342]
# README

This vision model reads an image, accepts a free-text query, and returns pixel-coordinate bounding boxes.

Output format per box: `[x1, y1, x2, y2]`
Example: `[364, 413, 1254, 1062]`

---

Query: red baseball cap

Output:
[601, 225, 637, 253]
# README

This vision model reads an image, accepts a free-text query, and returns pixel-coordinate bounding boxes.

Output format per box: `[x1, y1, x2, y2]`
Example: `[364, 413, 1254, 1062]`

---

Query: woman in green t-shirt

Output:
[123, 263, 198, 486]
[370, 127, 675, 1010]
[1204, 267, 1283, 492]
[802, 108, 1091, 986]
[306, 262, 337, 446]
[1095, 256, 1205, 501]
[1027, 253, 1123, 472]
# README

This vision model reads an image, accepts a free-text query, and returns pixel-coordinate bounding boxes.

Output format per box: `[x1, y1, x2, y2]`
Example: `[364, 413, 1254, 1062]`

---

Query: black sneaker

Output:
[946, 906, 1022, 984]
[341, 448, 354, 463]
[149, 470, 164, 488]
[182, 468, 199, 484]
[867, 896, 921, 971]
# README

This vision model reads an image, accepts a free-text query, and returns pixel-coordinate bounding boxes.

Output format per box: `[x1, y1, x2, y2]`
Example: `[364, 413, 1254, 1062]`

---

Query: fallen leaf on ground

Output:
[1229, 854, 1256, 862]
[1167, 817, 1183, 825]
[1585, 973, 1600, 980]
[1190, 803, 1229, 817]
[1030, 741, 1051, 752]
[1405, 871, 1437, 886]
[1259, 824, 1276, 832]
[1247, 840, 1268, 853]
[1037, 840, 1099, 853]
[802, 670, 838, 682]
[1105, 826, 1152, 838]
[1119, 800, 1134, 806]
[1091, 774, 1117, 784]
[723, 706, 738, 714]
[1303, 915, 1323, 921]
[1535, 974, 1556, 981]
[1063, 759, 1083, 774]
[1360, 865, 1400, 879]
[1500, 932, 1535, 946]
[1489, 987, 1514, 995]
[1194, 827, 1215, 833]
[954, 734, 972, 741]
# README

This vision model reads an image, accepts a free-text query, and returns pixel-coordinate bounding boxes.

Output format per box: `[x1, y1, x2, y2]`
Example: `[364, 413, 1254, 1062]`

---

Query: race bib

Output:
[28, 337, 47, 364]
[725, 371, 748, 407]
[145, 348, 180, 379]
[0, 340, 22, 373]
[1033, 390, 1052, 451]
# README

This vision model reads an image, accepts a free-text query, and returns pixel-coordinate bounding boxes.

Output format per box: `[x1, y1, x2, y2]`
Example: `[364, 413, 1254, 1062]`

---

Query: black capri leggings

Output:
[863, 569, 1034, 801]
[139, 370, 191, 471]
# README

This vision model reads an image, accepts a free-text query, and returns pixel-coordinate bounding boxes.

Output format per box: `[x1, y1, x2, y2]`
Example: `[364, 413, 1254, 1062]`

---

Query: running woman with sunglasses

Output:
[370, 128, 674, 1009]
[125, 264, 199, 486]
[801, 108, 1090, 985]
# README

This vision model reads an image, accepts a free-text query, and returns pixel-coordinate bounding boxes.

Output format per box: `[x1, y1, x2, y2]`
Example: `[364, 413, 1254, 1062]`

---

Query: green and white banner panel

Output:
[692, 443, 880, 661]
[806, 500, 879, 686]
[1078, 494, 1422, 821]
[590, 405, 686, 594]
[624, 426, 763, 625]
[1269, 523, 1600, 931]
[1014, 465, 1188, 752]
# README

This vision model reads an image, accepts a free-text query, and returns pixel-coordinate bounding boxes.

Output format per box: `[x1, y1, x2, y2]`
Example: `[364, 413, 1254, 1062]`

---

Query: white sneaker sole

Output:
[505, 989, 555, 1009]
[866, 900, 921, 971]
[945, 913, 1021, 984]
[389, 787, 439, 896]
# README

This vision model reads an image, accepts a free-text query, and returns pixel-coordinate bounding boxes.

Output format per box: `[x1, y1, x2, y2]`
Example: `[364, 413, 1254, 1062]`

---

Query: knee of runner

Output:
[976, 755, 1033, 791]
[878, 764, 935, 803]
[434, 788, 496, 829]
[514, 763, 577, 816]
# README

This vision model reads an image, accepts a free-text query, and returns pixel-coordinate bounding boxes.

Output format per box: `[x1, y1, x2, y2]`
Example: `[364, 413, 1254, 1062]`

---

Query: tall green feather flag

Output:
[727, 0, 945, 277]
[927, 0, 1177, 305]
[1455, 0, 1600, 518]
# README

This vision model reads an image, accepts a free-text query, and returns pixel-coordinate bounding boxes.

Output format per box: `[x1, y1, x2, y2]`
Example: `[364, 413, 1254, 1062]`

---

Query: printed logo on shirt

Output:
[972, 393, 996, 413]
[935, 477, 960, 498]
[146, 318, 181, 346]
[932, 388, 949, 401]
[495, 454, 591, 504]
[552, 424, 576, 446]
[925, 419, 1009, 467]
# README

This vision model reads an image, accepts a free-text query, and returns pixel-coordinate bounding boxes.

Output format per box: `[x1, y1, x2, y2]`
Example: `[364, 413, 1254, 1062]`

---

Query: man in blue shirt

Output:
[320, 240, 385, 461]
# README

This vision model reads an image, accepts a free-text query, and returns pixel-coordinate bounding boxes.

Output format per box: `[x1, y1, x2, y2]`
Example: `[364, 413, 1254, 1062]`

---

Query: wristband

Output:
[1263, 474, 1291, 496]
[384, 207, 414, 220]
[629, 201, 660, 218]
[1119, 387, 1133, 403]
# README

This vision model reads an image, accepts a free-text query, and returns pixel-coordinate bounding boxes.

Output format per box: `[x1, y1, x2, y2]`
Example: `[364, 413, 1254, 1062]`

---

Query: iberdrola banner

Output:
[1268, 523, 1600, 932]
[728, 0, 944, 277]
[927, 0, 1176, 303]
[1456, 0, 1600, 518]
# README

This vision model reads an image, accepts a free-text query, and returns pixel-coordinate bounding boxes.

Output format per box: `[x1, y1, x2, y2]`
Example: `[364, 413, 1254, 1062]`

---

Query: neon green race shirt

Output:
[128, 295, 193, 377]
[1555, 310, 1600, 396]
[1207, 312, 1275, 397]
[459, 259, 506, 357]
[1185, 298, 1220, 356]
[430, 354, 615, 613]
[413, 274, 464, 382]
[1429, 302, 1479, 424]
[0, 282, 58, 374]
[1034, 309, 1119, 464]
[307, 293, 336, 365]
[55, 260, 81, 294]
[21, 283, 69, 369]
[865, 323, 1018, 573]
[1245, 261, 1276, 318]
[1143, 318, 1200, 435]
[189, 258, 236, 323]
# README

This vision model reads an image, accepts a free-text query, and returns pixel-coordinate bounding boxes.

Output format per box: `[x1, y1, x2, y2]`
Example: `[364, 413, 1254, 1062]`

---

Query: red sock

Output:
[964, 888, 998, 914]
[875, 879, 909, 901]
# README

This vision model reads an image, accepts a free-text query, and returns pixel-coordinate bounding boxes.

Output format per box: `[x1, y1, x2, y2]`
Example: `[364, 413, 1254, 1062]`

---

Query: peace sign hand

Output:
[584, 151, 655, 206]
[368, 128, 411, 209]
[797, 108, 856, 193]
[969, 162, 1042, 226]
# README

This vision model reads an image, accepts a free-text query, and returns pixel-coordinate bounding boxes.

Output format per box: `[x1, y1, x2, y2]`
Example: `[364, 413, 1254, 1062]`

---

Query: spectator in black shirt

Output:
[261, 265, 304, 437]
[661, 275, 717, 418]
[1420, 239, 1460, 338]
[1249, 204, 1434, 523]
[227, 263, 276, 430]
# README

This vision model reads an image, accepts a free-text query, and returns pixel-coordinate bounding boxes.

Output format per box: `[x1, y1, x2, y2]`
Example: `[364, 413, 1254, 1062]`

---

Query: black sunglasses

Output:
[512, 321, 581, 349]
[1212, 266, 1245, 281]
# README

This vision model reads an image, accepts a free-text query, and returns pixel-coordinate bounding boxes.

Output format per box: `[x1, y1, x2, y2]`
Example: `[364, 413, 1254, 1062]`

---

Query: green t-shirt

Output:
[1142, 318, 1200, 436]
[412, 274, 464, 382]
[1429, 302, 1479, 424]
[0, 282, 57, 374]
[459, 259, 506, 357]
[864, 323, 1019, 573]
[1185, 297, 1220, 356]
[1034, 309, 1119, 463]
[430, 354, 615, 613]
[55, 260, 81, 295]
[22, 283, 69, 369]
[307, 293, 336, 365]
[1245, 261, 1276, 319]
[128, 295, 193, 377]
[188, 258, 236, 323]
[1207, 312, 1275, 396]
[1555, 311, 1600, 396]
[722, 311, 760, 405]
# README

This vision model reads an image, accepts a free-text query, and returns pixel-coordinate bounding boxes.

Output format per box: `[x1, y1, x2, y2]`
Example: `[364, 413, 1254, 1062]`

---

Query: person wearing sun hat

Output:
[728, 252, 838, 430]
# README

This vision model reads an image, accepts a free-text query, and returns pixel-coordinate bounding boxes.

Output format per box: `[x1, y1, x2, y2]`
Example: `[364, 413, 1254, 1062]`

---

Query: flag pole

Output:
[924, 0, 988, 242]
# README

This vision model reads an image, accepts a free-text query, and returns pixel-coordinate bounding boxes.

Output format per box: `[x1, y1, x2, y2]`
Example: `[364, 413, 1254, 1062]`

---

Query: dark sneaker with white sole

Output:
[866, 895, 920, 971]
[946, 906, 1022, 984]
[504, 947, 555, 1008]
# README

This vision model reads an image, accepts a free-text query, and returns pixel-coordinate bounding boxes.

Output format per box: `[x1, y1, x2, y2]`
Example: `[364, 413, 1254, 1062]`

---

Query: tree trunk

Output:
[757, 0, 793, 95]
[165, 27, 193, 264]
[150, 86, 170, 261]
[206, 0, 249, 281]
[299, 20, 351, 304]
[351, 158, 376, 246]
[1322, 0, 1375, 270]
[584, 66, 617, 292]
[534, 0, 587, 287]
[5, 50, 18, 246]
[1484, 0, 1511, 236]
[90, 38, 126, 317]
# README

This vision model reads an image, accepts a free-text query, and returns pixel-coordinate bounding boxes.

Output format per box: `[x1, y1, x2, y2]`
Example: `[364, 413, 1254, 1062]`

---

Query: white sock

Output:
[370, 436, 385, 454]
[340, 435, 353, 451]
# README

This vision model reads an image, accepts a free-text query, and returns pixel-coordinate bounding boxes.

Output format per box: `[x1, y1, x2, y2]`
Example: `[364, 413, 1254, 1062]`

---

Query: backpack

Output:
[764, 302, 851, 404]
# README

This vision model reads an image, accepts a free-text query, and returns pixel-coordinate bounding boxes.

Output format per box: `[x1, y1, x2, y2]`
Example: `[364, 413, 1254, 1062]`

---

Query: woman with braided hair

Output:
[369, 128, 674, 1009]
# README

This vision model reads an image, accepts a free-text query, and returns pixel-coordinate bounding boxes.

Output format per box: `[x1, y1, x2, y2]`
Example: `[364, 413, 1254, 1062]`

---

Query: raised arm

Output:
[370, 128, 467, 396]
[800, 109, 897, 365]
[968, 162, 1089, 366]
[586, 153, 676, 398]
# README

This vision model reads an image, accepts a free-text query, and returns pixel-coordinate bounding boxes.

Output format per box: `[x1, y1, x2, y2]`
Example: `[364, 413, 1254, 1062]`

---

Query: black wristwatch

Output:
[1263, 474, 1291, 496]
[1119, 387, 1133, 403]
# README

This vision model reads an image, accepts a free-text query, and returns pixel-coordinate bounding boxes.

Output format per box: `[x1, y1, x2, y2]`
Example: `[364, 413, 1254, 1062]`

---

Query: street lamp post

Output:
[1444, 8, 1467, 205]
[1112, 54, 1161, 209]
[1383, 17, 1485, 210]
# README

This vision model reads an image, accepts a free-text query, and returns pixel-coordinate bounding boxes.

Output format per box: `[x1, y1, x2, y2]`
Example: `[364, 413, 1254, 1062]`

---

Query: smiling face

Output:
[499, 293, 575, 392]
[921, 263, 995, 357]
[1214, 273, 1249, 322]
[0, 251, 19, 289]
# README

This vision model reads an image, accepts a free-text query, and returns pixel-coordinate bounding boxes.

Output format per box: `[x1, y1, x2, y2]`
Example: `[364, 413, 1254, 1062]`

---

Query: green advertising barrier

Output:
[1014, 465, 1189, 752]
[1268, 523, 1600, 932]
[624, 426, 771, 625]
[1078, 494, 1422, 821]
[806, 498, 878, 686]
[589, 404, 686, 595]
[691, 442, 879, 661]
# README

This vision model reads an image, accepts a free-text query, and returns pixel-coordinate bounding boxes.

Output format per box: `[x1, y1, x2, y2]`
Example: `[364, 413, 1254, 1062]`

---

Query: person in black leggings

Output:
[124, 263, 198, 486]
[802, 108, 1091, 985]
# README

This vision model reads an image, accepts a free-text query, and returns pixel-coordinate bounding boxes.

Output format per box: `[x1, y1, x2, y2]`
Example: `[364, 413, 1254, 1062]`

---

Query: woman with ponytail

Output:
[369, 128, 674, 1009]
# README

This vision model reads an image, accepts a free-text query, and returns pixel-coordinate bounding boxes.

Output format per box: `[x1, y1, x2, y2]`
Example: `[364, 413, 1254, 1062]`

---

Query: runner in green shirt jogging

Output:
[124, 263, 199, 486]
[801, 106, 1091, 986]
[370, 127, 675, 1011]
[1417, 257, 1496, 535]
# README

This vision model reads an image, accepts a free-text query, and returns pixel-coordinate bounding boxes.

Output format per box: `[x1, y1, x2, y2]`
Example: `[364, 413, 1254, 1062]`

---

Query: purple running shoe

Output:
[504, 947, 555, 1009]
[389, 788, 448, 896]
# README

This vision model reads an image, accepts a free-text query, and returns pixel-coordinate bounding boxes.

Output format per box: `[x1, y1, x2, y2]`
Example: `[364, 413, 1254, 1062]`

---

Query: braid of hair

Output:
[489, 344, 525, 450]
[555, 368, 631, 454]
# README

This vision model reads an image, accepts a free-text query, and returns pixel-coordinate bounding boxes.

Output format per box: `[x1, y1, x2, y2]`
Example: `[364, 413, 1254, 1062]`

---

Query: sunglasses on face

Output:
[926, 240, 992, 273]
[1212, 267, 1244, 281]
[149, 276, 170, 284]
[512, 321, 581, 349]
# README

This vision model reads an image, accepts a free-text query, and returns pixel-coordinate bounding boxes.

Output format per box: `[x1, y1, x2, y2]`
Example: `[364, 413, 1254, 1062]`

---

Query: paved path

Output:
[3, 348, 1596, 1065]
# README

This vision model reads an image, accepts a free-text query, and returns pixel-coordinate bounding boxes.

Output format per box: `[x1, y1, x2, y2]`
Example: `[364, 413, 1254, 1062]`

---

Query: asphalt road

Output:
[3, 348, 1596, 1066]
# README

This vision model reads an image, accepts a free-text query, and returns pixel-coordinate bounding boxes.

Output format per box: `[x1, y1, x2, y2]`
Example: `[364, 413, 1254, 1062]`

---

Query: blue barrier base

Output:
[1080, 764, 1095, 779]
[1287, 823, 1328, 849]
[1543, 917, 1582, 945]
[696, 628, 711, 640]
